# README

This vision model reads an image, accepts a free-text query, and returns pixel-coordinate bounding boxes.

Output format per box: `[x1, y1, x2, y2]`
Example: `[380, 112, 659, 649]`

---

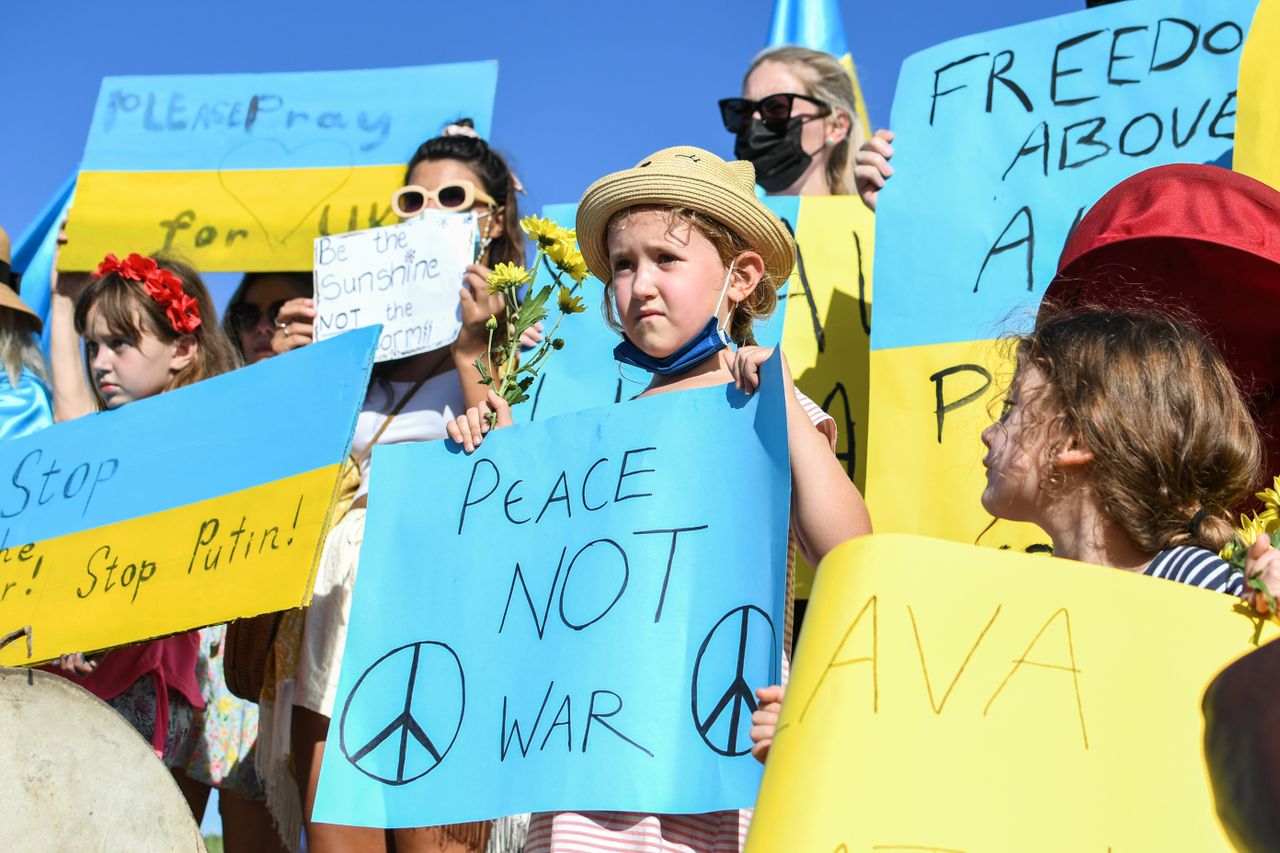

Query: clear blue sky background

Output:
[2, 0, 1081, 247]
[0, 0, 1082, 835]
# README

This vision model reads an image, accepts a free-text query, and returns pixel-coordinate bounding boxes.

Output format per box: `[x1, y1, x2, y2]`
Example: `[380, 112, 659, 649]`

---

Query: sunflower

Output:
[486, 262, 533, 293]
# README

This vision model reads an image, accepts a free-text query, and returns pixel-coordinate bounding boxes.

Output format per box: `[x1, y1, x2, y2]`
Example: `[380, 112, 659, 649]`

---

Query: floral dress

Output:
[174, 624, 265, 795]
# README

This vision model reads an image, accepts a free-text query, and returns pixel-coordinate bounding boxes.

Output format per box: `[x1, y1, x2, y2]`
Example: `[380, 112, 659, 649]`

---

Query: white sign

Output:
[313, 211, 477, 361]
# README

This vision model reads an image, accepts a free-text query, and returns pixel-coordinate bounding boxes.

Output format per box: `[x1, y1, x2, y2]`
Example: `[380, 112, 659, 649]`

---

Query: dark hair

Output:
[369, 121, 526, 403]
[221, 272, 312, 359]
[74, 253, 240, 407]
[403, 119, 523, 268]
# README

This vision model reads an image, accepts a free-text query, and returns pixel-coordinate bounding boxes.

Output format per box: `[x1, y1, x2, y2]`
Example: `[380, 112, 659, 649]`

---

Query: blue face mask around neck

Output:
[613, 262, 735, 377]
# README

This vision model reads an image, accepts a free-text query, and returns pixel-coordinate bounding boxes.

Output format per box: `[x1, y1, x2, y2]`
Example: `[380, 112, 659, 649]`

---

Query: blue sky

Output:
[2, 0, 1081, 247]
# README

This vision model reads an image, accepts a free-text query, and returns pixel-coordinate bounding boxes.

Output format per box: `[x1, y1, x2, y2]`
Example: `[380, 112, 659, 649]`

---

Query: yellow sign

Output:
[64, 166, 403, 271]
[778, 195, 875, 597]
[1235, 0, 1280, 190]
[747, 534, 1268, 852]
[865, 339, 1047, 551]
[0, 466, 338, 666]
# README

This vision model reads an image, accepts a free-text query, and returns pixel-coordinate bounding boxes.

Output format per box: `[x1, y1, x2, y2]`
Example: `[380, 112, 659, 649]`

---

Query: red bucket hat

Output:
[1045, 163, 1280, 474]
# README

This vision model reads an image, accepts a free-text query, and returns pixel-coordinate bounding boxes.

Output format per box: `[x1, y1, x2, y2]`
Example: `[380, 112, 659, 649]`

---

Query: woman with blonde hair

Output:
[722, 45, 894, 208]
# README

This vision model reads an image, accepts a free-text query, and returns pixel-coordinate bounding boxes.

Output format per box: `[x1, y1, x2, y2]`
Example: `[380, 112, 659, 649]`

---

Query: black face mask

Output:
[733, 117, 812, 193]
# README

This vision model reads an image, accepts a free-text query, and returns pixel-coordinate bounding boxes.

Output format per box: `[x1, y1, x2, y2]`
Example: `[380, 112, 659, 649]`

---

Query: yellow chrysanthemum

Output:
[520, 215, 572, 250]
[1257, 475, 1280, 515]
[486, 262, 533, 293]
[549, 241, 589, 283]
[1238, 512, 1270, 550]
[557, 286, 586, 315]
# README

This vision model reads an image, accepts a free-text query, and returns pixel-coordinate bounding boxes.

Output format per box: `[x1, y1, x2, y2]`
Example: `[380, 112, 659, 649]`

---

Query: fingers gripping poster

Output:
[746, 534, 1273, 852]
[865, 0, 1257, 550]
[314, 355, 792, 826]
[62, 63, 498, 271]
[0, 328, 377, 666]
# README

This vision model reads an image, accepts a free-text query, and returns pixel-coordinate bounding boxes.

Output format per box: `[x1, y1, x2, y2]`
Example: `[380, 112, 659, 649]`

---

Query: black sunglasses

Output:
[230, 299, 287, 332]
[718, 93, 832, 134]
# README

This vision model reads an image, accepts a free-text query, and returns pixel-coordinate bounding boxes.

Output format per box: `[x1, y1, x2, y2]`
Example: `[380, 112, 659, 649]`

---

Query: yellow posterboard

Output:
[1235, 0, 1280, 189]
[747, 534, 1271, 852]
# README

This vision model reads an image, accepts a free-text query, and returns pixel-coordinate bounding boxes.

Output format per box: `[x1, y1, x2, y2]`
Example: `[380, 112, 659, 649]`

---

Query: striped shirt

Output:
[524, 390, 834, 853]
[1143, 545, 1243, 596]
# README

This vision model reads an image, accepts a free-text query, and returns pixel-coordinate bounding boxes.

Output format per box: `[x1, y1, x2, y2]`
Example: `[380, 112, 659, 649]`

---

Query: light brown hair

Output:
[745, 46, 864, 195]
[603, 206, 778, 347]
[74, 254, 240, 407]
[1005, 306, 1261, 553]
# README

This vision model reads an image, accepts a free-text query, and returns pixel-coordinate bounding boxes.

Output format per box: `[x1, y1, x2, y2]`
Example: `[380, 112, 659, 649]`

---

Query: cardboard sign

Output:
[0, 328, 377, 666]
[746, 533, 1271, 852]
[313, 211, 477, 361]
[313, 355, 792, 827]
[865, 0, 1255, 549]
[62, 63, 498, 271]
[1235, 0, 1279, 189]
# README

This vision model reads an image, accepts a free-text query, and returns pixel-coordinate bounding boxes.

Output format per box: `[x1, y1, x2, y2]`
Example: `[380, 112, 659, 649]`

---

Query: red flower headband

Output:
[96, 253, 202, 335]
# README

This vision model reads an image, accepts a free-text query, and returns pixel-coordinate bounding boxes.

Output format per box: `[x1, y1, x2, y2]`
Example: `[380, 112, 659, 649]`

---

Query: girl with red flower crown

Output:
[45, 249, 238, 767]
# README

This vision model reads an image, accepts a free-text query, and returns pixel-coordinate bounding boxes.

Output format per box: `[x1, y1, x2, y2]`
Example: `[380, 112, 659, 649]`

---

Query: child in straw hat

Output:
[0, 226, 52, 441]
[447, 146, 871, 852]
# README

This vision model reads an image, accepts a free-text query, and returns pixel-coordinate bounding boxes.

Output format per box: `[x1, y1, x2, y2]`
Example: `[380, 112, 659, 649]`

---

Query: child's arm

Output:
[445, 389, 515, 452]
[732, 346, 873, 565]
[1244, 533, 1280, 614]
[48, 244, 95, 422]
[750, 684, 786, 764]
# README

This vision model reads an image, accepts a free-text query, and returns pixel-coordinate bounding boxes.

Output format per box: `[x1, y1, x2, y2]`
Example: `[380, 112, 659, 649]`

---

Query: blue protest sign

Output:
[872, 0, 1255, 352]
[314, 354, 793, 827]
[80, 63, 498, 171]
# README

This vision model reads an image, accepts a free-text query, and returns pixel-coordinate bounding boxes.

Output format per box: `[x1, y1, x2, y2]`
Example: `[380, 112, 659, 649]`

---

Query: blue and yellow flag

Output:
[0, 327, 377, 666]
[61, 63, 498, 272]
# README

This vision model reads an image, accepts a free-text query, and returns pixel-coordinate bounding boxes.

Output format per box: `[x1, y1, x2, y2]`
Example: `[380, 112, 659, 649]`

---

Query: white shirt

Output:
[352, 369, 465, 501]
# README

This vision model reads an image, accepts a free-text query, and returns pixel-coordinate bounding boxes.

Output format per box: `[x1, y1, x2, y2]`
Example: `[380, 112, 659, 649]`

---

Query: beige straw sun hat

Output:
[575, 146, 796, 286]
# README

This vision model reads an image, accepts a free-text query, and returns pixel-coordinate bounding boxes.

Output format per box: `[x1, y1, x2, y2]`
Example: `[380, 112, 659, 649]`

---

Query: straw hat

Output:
[576, 146, 795, 285]
[0, 228, 41, 331]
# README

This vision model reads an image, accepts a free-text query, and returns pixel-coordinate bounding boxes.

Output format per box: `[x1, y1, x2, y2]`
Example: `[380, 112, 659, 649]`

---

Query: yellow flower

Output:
[520, 215, 572, 250]
[1257, 475, 1280, 515]
[549, 242, 589, 283]
[1238, 512, 1271, 550]
[486, 262, 532, 293]
[557, 286, 585, 315]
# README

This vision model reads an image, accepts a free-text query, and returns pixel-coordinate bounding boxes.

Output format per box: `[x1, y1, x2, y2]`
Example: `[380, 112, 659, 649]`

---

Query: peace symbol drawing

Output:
[690, 605, 779, 757]
[338, 641, 466, 786]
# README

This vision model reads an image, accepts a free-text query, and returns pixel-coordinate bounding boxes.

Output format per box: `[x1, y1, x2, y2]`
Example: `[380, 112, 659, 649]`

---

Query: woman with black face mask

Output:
[721, 46, 895, 209]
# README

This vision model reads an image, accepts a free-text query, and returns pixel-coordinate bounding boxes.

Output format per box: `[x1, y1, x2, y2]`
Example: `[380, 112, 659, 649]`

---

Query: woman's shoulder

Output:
[1144, 545, 1242, 596]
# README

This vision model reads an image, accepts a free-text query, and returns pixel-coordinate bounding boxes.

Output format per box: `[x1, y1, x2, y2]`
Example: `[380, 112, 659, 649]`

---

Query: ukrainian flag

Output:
[61, 63, 498, 272]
